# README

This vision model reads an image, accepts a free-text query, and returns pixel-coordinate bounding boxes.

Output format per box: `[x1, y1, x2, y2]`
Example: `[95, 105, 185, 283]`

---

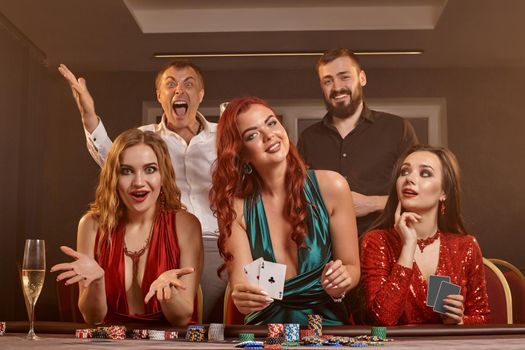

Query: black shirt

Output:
[297, 104, 418, 234]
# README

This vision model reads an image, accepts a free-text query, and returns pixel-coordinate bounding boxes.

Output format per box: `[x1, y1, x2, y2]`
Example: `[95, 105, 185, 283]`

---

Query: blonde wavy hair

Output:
[88, 129, 185, 243]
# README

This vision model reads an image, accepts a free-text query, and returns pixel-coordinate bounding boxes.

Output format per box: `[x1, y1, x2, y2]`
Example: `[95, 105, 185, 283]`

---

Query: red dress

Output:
[361, 228, 489, 325]
[95, 210, 197, 324]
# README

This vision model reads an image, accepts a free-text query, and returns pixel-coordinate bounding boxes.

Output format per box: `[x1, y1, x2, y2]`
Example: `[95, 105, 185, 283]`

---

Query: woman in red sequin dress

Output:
[361, 145, 489, 325]
[51, 129, 203, 326]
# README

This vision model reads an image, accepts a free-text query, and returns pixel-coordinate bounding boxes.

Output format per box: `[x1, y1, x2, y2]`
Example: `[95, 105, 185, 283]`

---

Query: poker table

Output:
[1, 321, 524, 349]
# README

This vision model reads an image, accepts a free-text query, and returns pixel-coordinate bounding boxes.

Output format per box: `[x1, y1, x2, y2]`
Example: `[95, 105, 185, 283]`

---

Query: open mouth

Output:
[172, 101, 188, 117]
[130, 191, 149, 201]
[402, 188, 418, 197]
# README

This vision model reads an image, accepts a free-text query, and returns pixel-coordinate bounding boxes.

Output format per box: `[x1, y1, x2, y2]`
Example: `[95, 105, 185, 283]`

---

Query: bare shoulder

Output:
[78, 212, 98, 230]
[77, 213, 99, 255]
[314, 169, 350, 194]
[175, 210, 202, 237]
[232, 197, 245, 226]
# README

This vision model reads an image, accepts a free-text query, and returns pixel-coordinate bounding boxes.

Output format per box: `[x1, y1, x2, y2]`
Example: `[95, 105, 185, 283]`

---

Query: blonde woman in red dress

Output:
[361, 145, 489, 325]
[51, 129, 203, 326]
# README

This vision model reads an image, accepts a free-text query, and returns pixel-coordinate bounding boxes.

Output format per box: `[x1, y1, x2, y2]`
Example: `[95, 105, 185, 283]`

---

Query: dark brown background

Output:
[1, 4, 524, 321]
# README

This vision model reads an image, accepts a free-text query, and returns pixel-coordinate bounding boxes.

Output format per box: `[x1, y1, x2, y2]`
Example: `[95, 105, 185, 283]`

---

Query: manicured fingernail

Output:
[325, 268, 333, 276]
[265, 297, 273, 302]
[326, 283, 333, 289]
[323, 280, 329, 285]
[260, 290, 269, 296]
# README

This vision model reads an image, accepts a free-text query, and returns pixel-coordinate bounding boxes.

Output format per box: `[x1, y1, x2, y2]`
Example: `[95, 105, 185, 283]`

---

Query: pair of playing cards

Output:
[243, 258, 287, 300]
[426, 275, 461, 314]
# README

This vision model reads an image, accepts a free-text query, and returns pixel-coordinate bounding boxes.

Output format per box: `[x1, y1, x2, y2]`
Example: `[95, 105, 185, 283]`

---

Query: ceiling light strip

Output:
[154, 51, 423, 59]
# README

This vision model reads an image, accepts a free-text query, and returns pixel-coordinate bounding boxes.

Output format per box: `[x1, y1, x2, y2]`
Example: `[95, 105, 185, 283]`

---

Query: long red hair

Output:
[210, 97, 308, 274]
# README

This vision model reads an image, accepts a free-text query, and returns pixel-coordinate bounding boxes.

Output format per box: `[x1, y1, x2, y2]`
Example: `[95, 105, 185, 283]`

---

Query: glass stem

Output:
[28, 302, 35, 335]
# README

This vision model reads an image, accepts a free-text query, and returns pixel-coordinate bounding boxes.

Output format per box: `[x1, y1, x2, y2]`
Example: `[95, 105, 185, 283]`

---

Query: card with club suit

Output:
[258, 260, 287, 300]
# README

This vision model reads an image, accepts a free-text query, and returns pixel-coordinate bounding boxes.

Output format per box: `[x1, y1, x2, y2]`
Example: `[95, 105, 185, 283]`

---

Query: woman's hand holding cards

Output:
[232, 282, 273, 314]
[441, 294, 465, 324]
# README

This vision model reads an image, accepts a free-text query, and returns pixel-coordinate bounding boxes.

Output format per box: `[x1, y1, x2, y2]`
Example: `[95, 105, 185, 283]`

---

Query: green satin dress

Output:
[243, 170, 348, 325]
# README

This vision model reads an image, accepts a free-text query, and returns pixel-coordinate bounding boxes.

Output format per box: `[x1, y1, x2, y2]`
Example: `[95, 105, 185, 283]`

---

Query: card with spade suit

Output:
[243, 257, 263, 286]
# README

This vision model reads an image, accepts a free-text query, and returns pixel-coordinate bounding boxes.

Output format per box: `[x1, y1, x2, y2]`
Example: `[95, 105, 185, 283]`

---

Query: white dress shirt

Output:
[84, 112, 219, 237]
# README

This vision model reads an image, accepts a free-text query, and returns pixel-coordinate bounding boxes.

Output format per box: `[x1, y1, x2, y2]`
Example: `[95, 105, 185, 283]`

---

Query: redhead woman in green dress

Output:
[210, 97, 360, 325]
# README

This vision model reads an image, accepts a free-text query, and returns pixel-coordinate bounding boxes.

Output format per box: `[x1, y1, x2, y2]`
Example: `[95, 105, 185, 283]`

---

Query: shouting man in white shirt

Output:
[58, 61, 225, 323]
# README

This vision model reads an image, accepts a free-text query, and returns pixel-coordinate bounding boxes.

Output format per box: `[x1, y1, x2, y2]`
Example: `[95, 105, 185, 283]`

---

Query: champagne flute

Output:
[22, 239, 45, 340]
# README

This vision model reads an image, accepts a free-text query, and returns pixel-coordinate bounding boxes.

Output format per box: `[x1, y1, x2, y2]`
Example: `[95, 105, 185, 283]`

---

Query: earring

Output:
[243, 163, 253, 175]
[160, 188, 166, 208]
[440, 200, 446, 216]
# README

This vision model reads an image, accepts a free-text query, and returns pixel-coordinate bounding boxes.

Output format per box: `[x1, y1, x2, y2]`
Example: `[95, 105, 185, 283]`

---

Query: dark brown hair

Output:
[369, 144, 467, 234]
[316, 48, 362, 72]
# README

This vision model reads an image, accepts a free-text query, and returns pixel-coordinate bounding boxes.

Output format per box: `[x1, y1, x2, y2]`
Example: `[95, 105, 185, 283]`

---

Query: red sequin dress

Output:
[95, 210, 198, 324]
[361, 228, 489, 325]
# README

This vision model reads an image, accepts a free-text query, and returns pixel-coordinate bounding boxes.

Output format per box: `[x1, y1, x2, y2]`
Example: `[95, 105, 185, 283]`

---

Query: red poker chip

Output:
[107, 325, 126, 340]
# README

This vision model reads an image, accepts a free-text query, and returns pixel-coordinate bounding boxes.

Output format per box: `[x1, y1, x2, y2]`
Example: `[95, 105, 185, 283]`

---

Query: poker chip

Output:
[239, 332, 256, 341]
[106, 325, 126, 340]
[301, 335, 326, 345]
[236, 340, 265, 348]
[300, 329, 315, 339]
[165, 330, 178, 340]
[307, 314, 323, 336]
[185, 325, 206, 342]
[267, 323, 284, 337]
[131, 329, 148, 339]
[75, 329, 91, 339]
[148, 329, 166, 340]
[209, 323, 225, 341]
[284, 323, 300, 342]
[281, 341, 300, 346]
[0, 322, 5, 336]
[265, 336, 285, 345]
[264, 344, 281, 350]
[350, 342, 369, 348]
[370, 327, 387, 339]
[327, 336, 350, 345]
[91, 328, 107, 339]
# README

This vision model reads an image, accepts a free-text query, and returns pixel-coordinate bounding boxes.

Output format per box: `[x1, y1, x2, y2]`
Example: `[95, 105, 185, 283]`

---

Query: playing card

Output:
[426, 275, 450, 307]
[433, 281, 461, 314]
[258, 260, 287, 300]
[243, 257, 263, 285]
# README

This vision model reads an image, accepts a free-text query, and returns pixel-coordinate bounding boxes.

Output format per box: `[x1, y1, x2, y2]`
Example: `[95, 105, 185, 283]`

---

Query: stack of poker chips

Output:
[299, 329, 315, 339]
[209, 323, 225, 341]
[185, 325, 206, 342]
[235, 340, 264, 348]
[239, 332, 255, 341]
[75, 328, 92, 339]
[129, 329, 149, 339]
[91, 327, 108, 339]
[307, 314, 323, 336]
[283, 323, 300, 343]
[165, 330, 178, 340]
[266, 323, 285, 346]
[371, 326, 387, 340]
[301, 335, 326, 346]
[0, 322, 5, 336]
[148, 329, 166, 341]
[106, 325, 126, 340]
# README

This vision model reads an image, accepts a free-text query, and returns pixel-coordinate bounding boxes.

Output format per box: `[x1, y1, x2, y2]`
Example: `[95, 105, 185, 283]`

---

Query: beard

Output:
[323, 86, 363, 119]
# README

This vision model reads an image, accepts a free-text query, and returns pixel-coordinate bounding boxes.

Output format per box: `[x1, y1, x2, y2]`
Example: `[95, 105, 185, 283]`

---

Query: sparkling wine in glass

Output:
[22, 239, 45, 340]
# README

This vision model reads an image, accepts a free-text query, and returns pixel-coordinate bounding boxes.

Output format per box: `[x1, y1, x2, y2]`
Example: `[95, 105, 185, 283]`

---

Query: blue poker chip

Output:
[350, 343, 369, 347]
[324, 342, 342, 347]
